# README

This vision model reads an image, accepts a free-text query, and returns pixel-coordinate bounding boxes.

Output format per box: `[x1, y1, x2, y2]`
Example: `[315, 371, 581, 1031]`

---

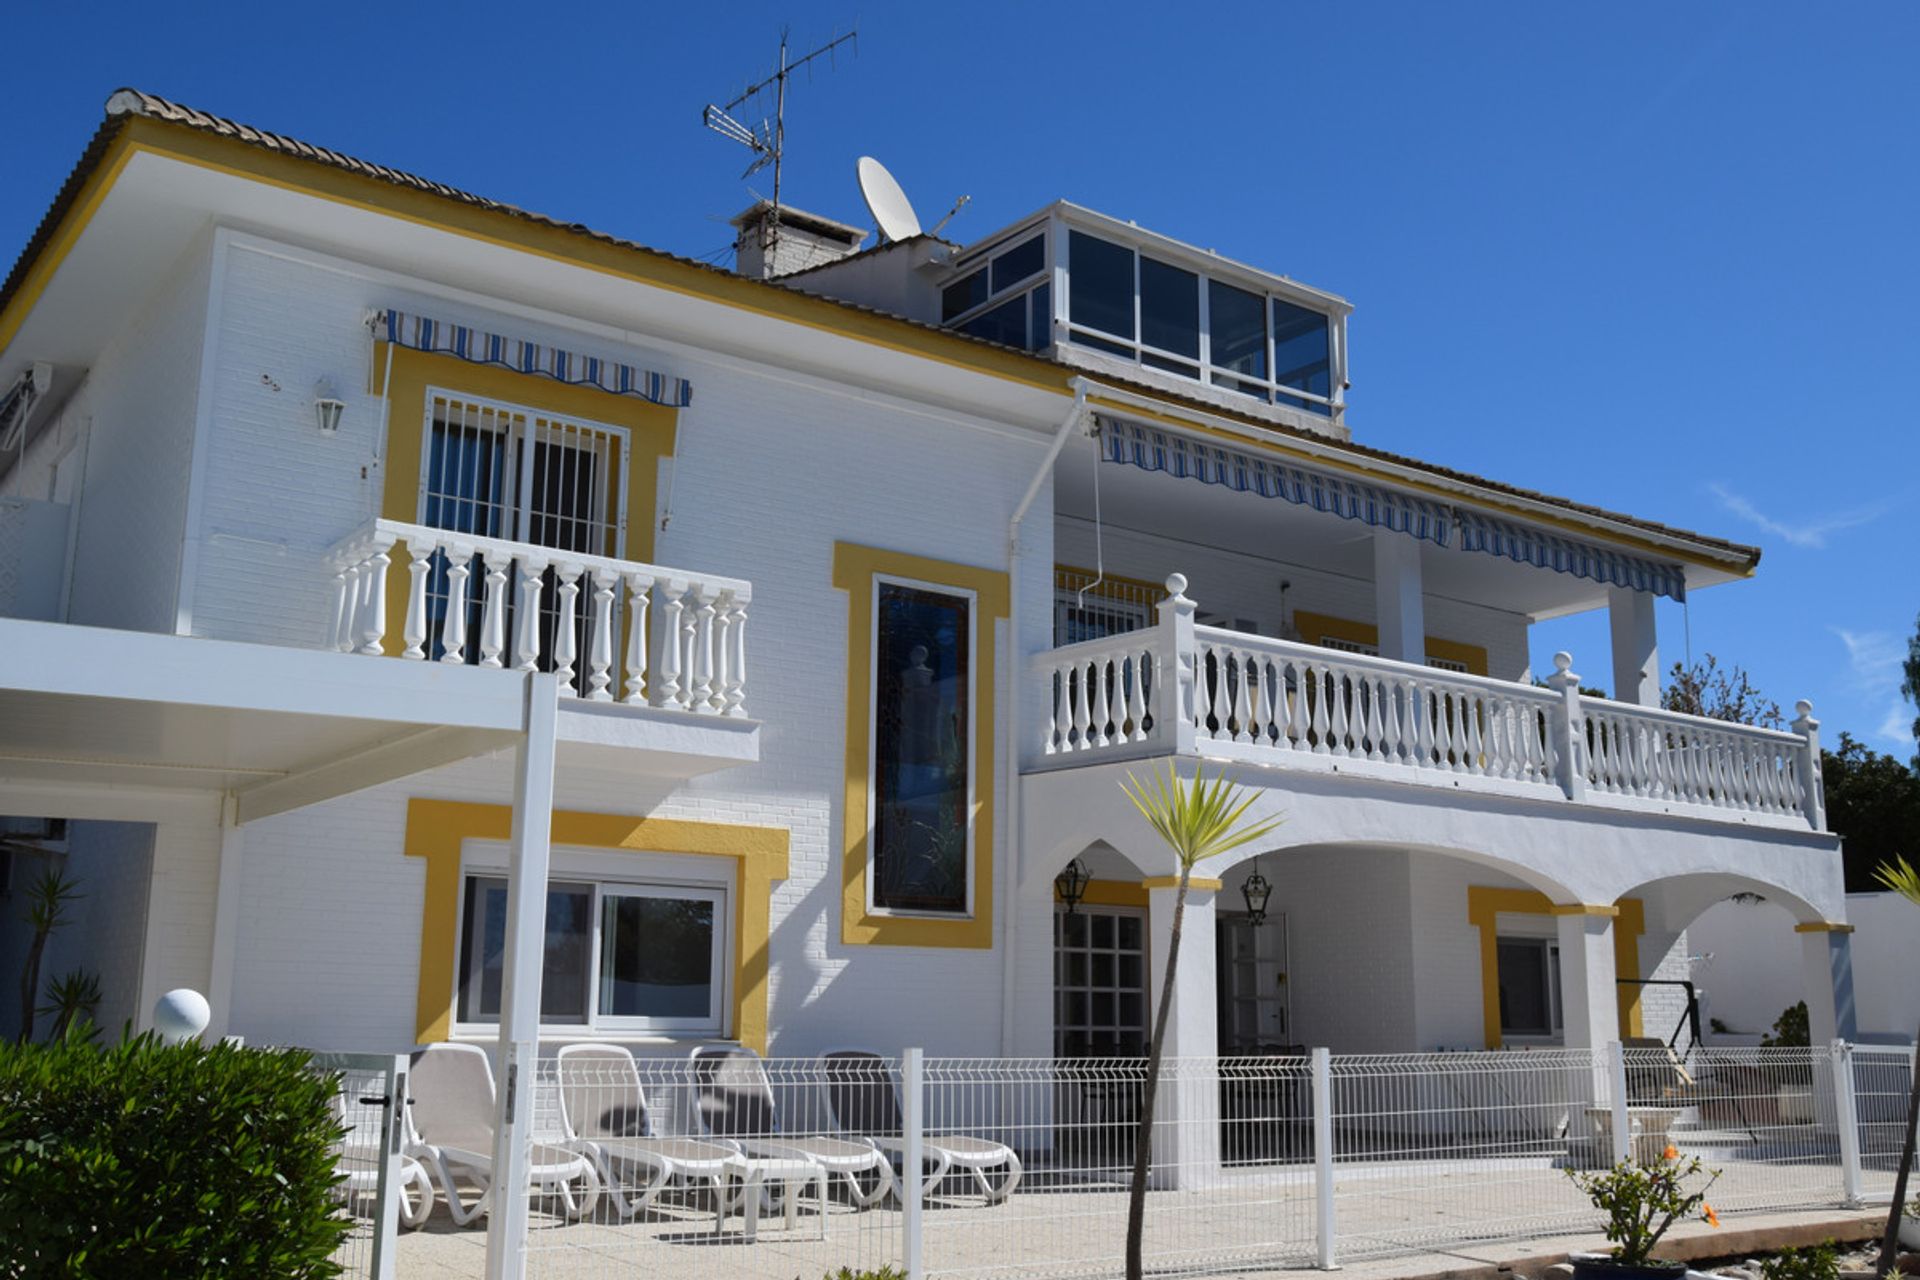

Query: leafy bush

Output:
[1565, 1145, 1721, 1266]
[0, 1027, 351, 1277]
[1761, 1001, 1809, 1048]
[1759, 1240, 1839, 1280]
[822, 1269, 906, 1280]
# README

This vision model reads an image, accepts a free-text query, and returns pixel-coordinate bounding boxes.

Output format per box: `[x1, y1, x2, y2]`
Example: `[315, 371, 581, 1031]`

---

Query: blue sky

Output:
[3, 2, 1915, 752]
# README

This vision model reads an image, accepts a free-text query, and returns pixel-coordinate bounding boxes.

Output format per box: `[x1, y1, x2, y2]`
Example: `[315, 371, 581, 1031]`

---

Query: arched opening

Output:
[1048, 840, 1152, 1059]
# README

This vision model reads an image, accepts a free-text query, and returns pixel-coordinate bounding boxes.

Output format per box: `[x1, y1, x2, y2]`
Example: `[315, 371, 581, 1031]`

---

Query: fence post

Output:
[1832, 1040, 1864, 1206]
[369, 1055, 405, 1280]
[1607, 1040, 1631, 1165]
[904, 1047, 925, 1280]
[1312, 1047, 1337, 1270]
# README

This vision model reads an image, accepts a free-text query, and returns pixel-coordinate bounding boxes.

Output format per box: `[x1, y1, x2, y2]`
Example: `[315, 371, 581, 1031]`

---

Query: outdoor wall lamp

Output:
[313, 379, 346, 435]
[1241, 867, 1273, 926]
[1055, 857, 1091, 914]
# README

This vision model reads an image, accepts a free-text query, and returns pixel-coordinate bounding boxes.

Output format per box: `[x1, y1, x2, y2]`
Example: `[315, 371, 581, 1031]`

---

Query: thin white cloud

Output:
[1708, 483, 1885, 550]
[1832, 627, 1915, 749]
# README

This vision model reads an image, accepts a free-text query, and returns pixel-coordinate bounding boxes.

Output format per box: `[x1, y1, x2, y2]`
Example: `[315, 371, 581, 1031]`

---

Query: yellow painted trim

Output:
[0, 120, 1748, 577]
[1466, 886, 1645, 1049]
[1056, 878, 1151, 909]
[372, 345, 677, 657]
[1793, 922, 1855, 934]
[833, 543, 1009, 948]
[1292, 610, 1491, 678]
[1141, 876, 1223, 891]
[402, 798, 789, 1052]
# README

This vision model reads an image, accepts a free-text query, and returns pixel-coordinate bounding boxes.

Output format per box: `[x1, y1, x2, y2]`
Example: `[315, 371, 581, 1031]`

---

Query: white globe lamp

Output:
[152, 988, 211, 1045]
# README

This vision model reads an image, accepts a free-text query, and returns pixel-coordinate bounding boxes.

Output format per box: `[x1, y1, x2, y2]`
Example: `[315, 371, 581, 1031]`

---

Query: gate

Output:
[311, 1051, 408, 1280]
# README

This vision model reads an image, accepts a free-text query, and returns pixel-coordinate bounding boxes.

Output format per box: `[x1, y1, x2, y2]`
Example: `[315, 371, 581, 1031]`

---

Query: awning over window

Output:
[374, 309, 691, 408]
[1098, 415, 1686, 601]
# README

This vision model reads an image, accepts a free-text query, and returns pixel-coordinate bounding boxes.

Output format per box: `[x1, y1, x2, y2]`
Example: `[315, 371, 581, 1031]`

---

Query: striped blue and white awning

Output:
[1098, 416, 1686, 601]
[374, 310, 691, 408]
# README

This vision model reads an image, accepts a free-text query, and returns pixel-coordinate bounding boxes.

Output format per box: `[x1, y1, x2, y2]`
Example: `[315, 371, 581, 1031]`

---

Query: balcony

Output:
[1030, 574, 1823, 831]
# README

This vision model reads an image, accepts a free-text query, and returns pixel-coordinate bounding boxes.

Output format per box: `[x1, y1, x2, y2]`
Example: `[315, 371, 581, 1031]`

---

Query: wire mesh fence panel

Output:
[1851, 1045, 1919, 1203]
[1647, 1046, 1847, 1214]
[313, 1052, 404, 1280]
[502, 1052, 905, 1280]
[918, 1056, 1318, 1280]
[1324, 1049, 1607, 1260]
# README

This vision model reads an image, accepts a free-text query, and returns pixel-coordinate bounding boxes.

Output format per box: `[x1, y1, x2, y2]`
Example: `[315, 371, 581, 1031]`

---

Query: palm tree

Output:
[1872, 854, 1920, 1277]
[1118, 763, 1283, 1280]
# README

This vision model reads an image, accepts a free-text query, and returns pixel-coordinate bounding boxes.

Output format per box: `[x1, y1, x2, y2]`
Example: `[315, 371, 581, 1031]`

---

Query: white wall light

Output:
[313, 379, 346, 435]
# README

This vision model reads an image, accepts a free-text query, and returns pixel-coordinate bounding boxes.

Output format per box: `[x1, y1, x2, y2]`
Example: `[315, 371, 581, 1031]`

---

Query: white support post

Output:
[1546, 652, 1589, 802]
[371, 1053, 407, 1280]
[904, 1046, 925, 1280]
[1833, 1039, 1864, 1206]
[1311, 1046, 1336, 1270]
[484, 672, 561, 1280]
[204, 795, 245, 1039]
[1556, 909, 1622, 1052]
[1799, 925, 1858, 1045]
[1156, 574, 1198, 755]
[1144, 878, 1221, 1189]
[1607, 1040, 1632, 1166]
[1372, 532, 1425, 666]
[1606, 586, 1660, 707]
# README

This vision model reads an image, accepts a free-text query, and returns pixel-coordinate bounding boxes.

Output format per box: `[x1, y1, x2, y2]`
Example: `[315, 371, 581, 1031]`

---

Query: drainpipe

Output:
[999, 379, 1090, 1054]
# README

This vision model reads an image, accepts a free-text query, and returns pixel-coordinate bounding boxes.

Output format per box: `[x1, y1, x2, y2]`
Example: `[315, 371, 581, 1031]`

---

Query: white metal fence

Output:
[388, 1042, 1917, 1280]
[314, 1051, 407, 1280]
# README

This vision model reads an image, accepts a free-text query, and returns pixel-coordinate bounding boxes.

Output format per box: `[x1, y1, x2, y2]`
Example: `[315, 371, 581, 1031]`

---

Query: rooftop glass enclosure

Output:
[939, 204, 1351, 423]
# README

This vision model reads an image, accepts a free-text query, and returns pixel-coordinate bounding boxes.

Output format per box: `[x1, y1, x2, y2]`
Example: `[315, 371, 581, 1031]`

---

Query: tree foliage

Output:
[1904, 609, 1920, 769]
[1823, 733, 1920, 892]
[1662, 654, 1783, 729]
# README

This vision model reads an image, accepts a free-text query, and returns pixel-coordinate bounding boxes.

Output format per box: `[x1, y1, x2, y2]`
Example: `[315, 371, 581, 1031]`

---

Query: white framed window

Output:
[866, 574, 978, 919]
[455, 871, 728, 1035]
[1054, 905, 1148, 1057]
[1317, 634, 1471, 674]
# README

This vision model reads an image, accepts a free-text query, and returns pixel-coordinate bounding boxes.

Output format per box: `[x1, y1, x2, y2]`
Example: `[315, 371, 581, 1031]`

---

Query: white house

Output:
[0, 91, 1856, 1097]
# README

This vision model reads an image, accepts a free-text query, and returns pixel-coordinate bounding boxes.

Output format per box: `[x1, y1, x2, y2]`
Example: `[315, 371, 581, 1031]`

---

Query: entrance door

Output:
[1216, 912, 1290, 1051]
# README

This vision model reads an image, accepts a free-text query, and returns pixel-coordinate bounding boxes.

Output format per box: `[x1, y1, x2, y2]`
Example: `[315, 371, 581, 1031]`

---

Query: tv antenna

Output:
[702, 26, 857, 254]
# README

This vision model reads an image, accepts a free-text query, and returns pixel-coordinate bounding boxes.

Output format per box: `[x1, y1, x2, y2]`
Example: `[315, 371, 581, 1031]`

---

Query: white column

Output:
[1145, 877, 1221, 1189]
[204, 797, 245, 1039]
[1799, 925, 1858, 1045]
[1607, 586, 1660, 707]
[1373, 532, 1425, 666]
[1555, 908, 1622, 1050]
[1156, 574, 1198, 755]
[485, 672, 561, 1280]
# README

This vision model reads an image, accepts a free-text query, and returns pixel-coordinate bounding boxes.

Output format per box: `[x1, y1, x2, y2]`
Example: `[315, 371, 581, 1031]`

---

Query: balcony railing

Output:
[326, 518, 751, 716]
[1032, 574, 1824, 828]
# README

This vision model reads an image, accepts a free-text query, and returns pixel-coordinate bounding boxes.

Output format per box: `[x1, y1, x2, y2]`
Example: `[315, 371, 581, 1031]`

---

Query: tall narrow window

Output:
[872, 581, 972, 914]
[1139, 256, 1199, 374]
[1068, 232, 1136, 347]
[1272, 299, 1333, 415]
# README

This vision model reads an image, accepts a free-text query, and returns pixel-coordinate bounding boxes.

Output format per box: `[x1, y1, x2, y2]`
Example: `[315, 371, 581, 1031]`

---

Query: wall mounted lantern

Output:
[1241, 866, 1273, 927]
[313, 379, 346, 435]
[1055, 857, 1091, 915]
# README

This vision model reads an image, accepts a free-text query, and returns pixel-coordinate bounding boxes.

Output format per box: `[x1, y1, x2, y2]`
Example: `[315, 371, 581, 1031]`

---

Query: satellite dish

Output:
[858, 156, 923, 242]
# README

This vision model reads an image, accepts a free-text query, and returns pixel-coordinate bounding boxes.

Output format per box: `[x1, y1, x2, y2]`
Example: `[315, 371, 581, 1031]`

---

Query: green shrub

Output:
[0, 1027, 352, 1278]
[1759, 1239, 1839, 1280]
[822, 1269, 906, 1280]
[1761, 1001, 1809, 1048]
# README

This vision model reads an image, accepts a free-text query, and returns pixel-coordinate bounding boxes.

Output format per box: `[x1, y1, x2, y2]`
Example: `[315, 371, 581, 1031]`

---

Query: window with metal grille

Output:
[416, 390, 630, 685]
[1318, 634, 1470, 674]
[1054, 905, 1148, 1057]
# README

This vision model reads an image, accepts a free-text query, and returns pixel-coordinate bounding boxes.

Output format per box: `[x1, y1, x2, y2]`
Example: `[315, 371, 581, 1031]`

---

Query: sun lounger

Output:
[689, 1044, 891, 1209]
[821, 1049, 1022, 1204]
[554, 1043, 736, 1221]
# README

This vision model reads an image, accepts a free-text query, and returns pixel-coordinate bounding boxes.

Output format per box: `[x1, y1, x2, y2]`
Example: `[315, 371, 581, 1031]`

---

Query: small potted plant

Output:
[1564, 1144, 1721, 1278]
[1901, 1195, 1920, 1251]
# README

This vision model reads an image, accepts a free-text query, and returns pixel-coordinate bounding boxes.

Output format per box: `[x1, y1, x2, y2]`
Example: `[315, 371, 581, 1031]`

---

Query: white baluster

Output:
[1308, 663, 1331, 754]
[623, 574, 654, 704]
[512, 558, 547, 674]
[1229, 652, 1252, 744]
[440, 544, 473, 665]
[722, 589, 750, 717]
[551, 563, 582, 695]
[328, 557, 356, 652]
[1046, 664, 1063, 754]
[1072, 662, 1093, 750]
[688, 582, 719, 714]
[585, 568, 618, 701]
[1286, 660, 1309, 750]
[1091, 654, 1113, 748]
[401, 537, 434, 660]
[654, 580, 687, 709]
[1328, 668, 1352, 756]
[1127, 651, 1149, 742]
[478, 551, 510, 668]
[356, 534, 396, 656]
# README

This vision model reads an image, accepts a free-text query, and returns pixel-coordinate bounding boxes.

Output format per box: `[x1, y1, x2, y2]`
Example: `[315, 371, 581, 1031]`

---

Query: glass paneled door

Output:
[1217, 912, 1290, 1052]
[418, 390, 629, 688]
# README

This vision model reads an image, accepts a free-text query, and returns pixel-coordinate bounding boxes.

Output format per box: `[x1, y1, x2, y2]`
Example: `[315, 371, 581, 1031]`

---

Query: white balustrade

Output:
[1028, 576, 1823, 828]
[326, 518, 751, 717]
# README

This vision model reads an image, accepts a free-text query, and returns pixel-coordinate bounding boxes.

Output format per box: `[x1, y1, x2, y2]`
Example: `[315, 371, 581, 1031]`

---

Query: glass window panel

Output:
[942, 269, 988, 323]
[1092, 913, 1114, 948]
[1068, 232, 1135, 340]
[873, 582, 971, 914]
[961, 296, 1029, 347]
[1496, 939, 1551, 1036]
[1272, 298, 1332, 415]
[1139, 257, 1199, 359]
[456, 877, 592, 1024]
[598, 893, 716, 1021]
[1071, 331, 1135, 359]
[1091, 952, 1115, 987]
[1092, 992, 1116, 1027]
[1028, 282, 1052, 350]
[1117, 915, 1143, 949]
[992, 235, 1045, 293]
[1208, 280, 1267, 379]
[1143, 353, 1200, 378]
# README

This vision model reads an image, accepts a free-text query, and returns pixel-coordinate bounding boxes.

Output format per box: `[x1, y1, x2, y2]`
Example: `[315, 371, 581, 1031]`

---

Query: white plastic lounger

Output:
[554, 1043, 736, 1221]
[332, 1085, 435, 1230]
[689, 1044, 892, 1210]
[406, 1043, 599, 1227]
[821, 1049, 1022, 1204]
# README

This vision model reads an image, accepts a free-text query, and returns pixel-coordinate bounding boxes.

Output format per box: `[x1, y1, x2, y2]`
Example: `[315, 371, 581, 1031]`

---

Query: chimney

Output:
[731, 202, 869, 279]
